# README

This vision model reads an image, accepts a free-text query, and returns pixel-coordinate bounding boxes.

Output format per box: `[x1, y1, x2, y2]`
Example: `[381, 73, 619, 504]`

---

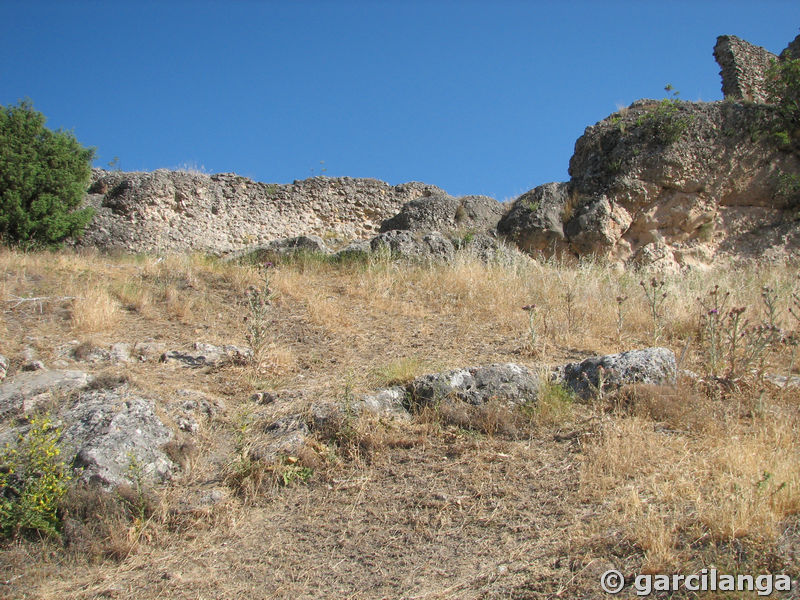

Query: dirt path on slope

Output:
[26, 432, 595, 600]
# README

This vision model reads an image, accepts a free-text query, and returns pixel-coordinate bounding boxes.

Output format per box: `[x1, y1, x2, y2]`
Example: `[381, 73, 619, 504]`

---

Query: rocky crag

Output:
[76, 33, 800, 269]
[499, 33, 800, 270]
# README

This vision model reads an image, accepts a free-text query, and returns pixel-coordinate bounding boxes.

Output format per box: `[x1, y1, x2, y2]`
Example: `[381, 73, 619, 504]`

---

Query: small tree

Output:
[0, 99, 96, 247]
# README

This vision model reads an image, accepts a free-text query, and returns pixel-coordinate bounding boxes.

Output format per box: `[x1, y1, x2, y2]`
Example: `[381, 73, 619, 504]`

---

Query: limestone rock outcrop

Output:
[571, 100, 799, 266]
[499, 33, 800, 269]
[73, 32, 800, 270]
[0, 372, 175, 488]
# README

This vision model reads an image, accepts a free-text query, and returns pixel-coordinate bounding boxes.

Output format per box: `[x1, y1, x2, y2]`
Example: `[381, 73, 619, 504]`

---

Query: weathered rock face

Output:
[497, 182, 571, 255]
[500, 100, 800, 269]
[0, 369, 93, 420]
[568, 100, 800, 267]
[370, 230, 456, 262]
[499, 33, 800, 269]
[380, 193, 504, 234]
[713, 35, 778, 103]
[79, 169, 445, 254]
[60, 387, 174, 488]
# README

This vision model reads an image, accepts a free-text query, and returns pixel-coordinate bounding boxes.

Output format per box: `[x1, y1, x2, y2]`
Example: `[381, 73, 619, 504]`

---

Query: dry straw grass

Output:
[70, 285, 119, 332]
[581, 383, 800, 573]
[1, 245, 799, 598]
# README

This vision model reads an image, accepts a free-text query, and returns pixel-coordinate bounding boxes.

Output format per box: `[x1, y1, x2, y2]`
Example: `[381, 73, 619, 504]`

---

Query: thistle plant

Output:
[698, 285, 783, 381]
[522, 304, 537, 350]
[698, 285, 730, 377]
[243, 264, 274, 370]
[615, 294, 628, 344]
[563, 290, 576, 335]
[640, 277, 668, 343]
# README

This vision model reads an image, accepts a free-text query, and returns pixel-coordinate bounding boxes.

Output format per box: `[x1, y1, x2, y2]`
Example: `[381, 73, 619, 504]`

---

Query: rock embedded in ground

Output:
[309, 387, 411, 434]
[133, 341, 167, 362]
[407, 363, 540, 408]
[175, 388, 226, 417]
[109, 343, 132, 363]
[223, 235, 330, 263]
[249, 414, 310, 463]
[59, 386, 174, 488]
[356, 386, 410, 418]
[0, 354, 7, 381]
[0, 369, 93, 420]
[21, 360, 46, 372]
[556, 347, 677, 400]
[160, 342, 252, 368]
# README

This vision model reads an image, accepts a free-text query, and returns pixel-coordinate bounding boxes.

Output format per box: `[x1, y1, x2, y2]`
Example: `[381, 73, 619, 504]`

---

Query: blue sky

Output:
[2, 1, 799, 201]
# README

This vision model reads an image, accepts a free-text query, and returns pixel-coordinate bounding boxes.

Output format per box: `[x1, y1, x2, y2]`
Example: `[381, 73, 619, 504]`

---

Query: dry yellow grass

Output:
[580, 384, 800, 573]
[70, 285, 119, 332]
[1, 246, 799, 599]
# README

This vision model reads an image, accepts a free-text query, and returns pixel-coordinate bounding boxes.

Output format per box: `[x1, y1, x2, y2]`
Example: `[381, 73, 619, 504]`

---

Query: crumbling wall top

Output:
[713, 35, 777, 103]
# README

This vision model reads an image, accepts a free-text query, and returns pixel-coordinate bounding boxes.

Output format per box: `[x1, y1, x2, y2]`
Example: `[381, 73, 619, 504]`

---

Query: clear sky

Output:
[2, 1, 799, 201]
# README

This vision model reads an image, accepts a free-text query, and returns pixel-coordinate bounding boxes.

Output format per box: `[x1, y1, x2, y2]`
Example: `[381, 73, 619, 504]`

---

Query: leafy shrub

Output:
[0, 416, 71, 539]
[0, 99, 95, 247]
[764, 57, 800, 152]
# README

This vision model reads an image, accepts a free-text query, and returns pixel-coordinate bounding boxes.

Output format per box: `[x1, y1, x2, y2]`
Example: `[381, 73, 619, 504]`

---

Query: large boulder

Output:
[380, 193, 504, 234]
[497, 182, 571, 255]
[556, 347, 677, 400]
[504, 100, 800, 268]
[0, 380, 175, 490]
[370, 230, 455, 262]
[502, 33, 800, 269]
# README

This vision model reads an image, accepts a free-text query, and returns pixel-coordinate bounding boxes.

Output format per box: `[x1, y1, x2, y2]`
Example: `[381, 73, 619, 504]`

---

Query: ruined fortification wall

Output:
[713, 35, 777, 103]
[78, 169, 445, 254]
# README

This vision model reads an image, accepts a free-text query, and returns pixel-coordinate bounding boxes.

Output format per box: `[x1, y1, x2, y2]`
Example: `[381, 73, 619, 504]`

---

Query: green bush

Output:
[0, 416, 72, 539]
[0, 99, 95, 247]
[635, 98, 694, 146]
[765, 58, 800, 150]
